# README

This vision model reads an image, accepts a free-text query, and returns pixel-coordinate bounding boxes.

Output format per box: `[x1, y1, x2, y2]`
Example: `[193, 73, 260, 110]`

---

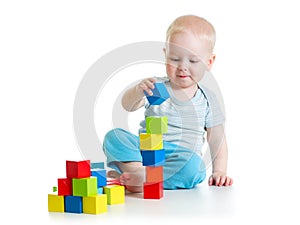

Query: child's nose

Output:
[177, 61, 188, 71]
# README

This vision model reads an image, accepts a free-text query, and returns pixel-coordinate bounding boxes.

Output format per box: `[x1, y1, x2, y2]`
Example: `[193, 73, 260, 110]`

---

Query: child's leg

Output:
[103, 128, 142, 173]
[163, 142, 206, 189]
[103, 128, 145, 192]
[103, 128, 206, 191]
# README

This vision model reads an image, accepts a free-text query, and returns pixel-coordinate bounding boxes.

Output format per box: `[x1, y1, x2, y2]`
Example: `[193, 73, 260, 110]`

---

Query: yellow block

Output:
[139, 133, 163, 150]
[83, 194, 107, 214]
[48, 194, 64, 212]
[103, 185, 125, 205]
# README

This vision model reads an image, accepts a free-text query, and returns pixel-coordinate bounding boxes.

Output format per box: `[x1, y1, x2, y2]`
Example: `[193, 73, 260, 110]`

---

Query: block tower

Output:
[48, 160, 125, 215]
[141, 82, 170, 199]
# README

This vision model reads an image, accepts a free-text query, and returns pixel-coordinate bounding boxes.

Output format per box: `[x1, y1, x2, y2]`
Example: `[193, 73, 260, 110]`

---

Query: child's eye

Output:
[169, 57, 180, 62]
[190, 60, 199, 63]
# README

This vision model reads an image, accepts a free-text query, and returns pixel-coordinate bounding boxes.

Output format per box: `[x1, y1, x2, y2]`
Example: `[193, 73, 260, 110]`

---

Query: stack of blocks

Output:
[141, 82, 170, 199]
[48, 160, 125, 214]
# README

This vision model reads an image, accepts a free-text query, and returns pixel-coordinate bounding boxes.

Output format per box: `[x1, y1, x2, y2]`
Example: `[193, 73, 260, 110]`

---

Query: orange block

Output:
[146, 166, 163, 183]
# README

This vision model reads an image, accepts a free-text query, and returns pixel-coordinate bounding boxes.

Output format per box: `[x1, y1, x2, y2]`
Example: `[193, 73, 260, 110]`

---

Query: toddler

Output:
[103, 15, 233, 192]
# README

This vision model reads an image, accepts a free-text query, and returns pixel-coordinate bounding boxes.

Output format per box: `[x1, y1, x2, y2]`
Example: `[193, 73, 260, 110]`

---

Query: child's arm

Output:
[206, 124, 233, 186]
[122, 77, 156, 112]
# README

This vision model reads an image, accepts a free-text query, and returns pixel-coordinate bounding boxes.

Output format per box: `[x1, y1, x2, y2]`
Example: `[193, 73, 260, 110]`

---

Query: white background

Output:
[1, 0, 300, 224]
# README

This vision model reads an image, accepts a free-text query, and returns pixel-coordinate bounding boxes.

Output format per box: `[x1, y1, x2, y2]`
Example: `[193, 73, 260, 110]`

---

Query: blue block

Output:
[64, 196, 83, 213]
[97, 187, 103, 194]
[141, 149, 165, 166]
[91, 169, 107, 187]
[91, 162, 105, 169]
[144, 83, 170, 105]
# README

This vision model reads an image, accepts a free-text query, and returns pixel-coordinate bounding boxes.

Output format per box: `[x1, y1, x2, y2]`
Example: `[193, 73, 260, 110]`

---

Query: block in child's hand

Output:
[144, 82, 170, 105]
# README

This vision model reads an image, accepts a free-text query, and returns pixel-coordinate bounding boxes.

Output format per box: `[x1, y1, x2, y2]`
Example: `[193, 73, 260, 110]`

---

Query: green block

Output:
[52, 186, 57, 192]
[72, 177, 97, 197]
[146, 116, 168, 134]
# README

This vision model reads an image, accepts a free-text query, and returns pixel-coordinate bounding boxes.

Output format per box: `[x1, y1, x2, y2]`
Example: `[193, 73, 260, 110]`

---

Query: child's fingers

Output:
[214, 176, 221, 186]
[225, 177, 233, 186]
[139, 78, 156, 96]
[219, 176, 226, 186]
[148, 77, 157, 83]
[144, 79, 155, 90]
[208, 176, 214, 186]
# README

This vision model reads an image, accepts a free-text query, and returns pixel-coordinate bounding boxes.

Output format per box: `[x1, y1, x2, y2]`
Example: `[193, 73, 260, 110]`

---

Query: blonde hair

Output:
[166, 15, 216, 53]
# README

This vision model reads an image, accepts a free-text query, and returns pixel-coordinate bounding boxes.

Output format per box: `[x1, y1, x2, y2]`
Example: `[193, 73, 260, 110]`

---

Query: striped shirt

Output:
[139, 77, 225, 155]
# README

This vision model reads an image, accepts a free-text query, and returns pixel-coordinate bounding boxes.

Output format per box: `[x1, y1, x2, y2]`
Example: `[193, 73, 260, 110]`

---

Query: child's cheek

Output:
[166, 64, 176, 75]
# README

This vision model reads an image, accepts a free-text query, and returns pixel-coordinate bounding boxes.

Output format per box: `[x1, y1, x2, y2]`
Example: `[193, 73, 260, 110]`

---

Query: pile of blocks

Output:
[141, 82, 170, 199]
[48, 160, 124, 214]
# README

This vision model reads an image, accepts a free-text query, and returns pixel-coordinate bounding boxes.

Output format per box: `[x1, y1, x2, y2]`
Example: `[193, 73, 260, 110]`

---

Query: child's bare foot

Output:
[119, 167, 145, 193]
[107, 170, 121, 179]
[108, 162, 145, 193]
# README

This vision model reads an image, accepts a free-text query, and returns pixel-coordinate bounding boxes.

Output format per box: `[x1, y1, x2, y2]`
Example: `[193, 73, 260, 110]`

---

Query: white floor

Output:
[47, 176, 300, 225]
[47, 180, 237, 225]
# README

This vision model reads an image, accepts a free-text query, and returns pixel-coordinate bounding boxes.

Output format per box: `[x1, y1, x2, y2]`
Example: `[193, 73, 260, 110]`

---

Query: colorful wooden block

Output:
[144, 82, 170, 105]
[66, 160, 91, 179]
[72, 177, 97, 197]
[146, 166, 164, 183]
[141, 149, 165, 166]
[57, 178, 72, 196]
[52, 186, 57, 192]
[83, 194, 107, 214]
[91, 162, 105, 169]
[146, 116, 168, 134]
[97, 187, 103, 194]
[91, 169, 107, 187]
[139, 133, 163, 150]
[143, 182, 163, 199]
[48, 194, 64, 212]
[64, 196, 83, 213]
[103, 185, 125, 205]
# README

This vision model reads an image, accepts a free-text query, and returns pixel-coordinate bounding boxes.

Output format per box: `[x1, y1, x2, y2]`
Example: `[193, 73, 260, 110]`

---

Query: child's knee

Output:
[180, 154, 206, 186]
[164, 152, 206, 189]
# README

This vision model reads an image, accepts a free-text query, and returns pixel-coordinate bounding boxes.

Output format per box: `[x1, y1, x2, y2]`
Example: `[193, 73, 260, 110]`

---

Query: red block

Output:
[57, 178, 72, 196]
[66, 160, 90, 178]
[143, 182, 163, 199]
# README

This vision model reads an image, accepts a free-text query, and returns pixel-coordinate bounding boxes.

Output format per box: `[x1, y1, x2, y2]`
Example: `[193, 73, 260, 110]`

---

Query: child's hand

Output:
[137, 77, 156, 96]
[208, 171, 233, 186]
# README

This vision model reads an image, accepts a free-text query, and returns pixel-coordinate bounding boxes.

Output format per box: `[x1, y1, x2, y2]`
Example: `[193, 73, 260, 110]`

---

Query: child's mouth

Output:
[178, 75, 189, 78]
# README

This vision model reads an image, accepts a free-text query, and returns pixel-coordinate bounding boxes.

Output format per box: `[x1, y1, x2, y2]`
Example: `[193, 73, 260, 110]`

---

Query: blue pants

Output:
[103, 128, 206, 190]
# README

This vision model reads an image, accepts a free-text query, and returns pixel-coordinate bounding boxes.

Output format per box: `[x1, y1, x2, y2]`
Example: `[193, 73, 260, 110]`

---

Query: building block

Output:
[72, 177, 97, 197]
[48, 194, 65, 212]
[53, 186, 57, 192]
[97, 187, 103, 194]
[83, 194, 107, 214]
[57, 178, 72, 196]
[66, 160, 90, 179]
[139, 133, 163, 150]
[146, 116, 168, 134]
[146, 166, 164, 183]
[103, 185, 125, 205]
[64, 196, 83, 213]
[141, 149, 165, 166]
[91, 162, 105, 169]
[143, 182, 163, 199]
[91, 168, 107, 187]
[144, 82, 170, 105]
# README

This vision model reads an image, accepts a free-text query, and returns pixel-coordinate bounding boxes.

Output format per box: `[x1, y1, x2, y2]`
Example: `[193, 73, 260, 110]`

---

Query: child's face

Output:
[164, 31, 215, 89]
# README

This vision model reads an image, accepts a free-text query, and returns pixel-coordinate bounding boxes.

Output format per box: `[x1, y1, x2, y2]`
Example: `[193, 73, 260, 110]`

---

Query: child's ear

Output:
[207, 54, 216, 70]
